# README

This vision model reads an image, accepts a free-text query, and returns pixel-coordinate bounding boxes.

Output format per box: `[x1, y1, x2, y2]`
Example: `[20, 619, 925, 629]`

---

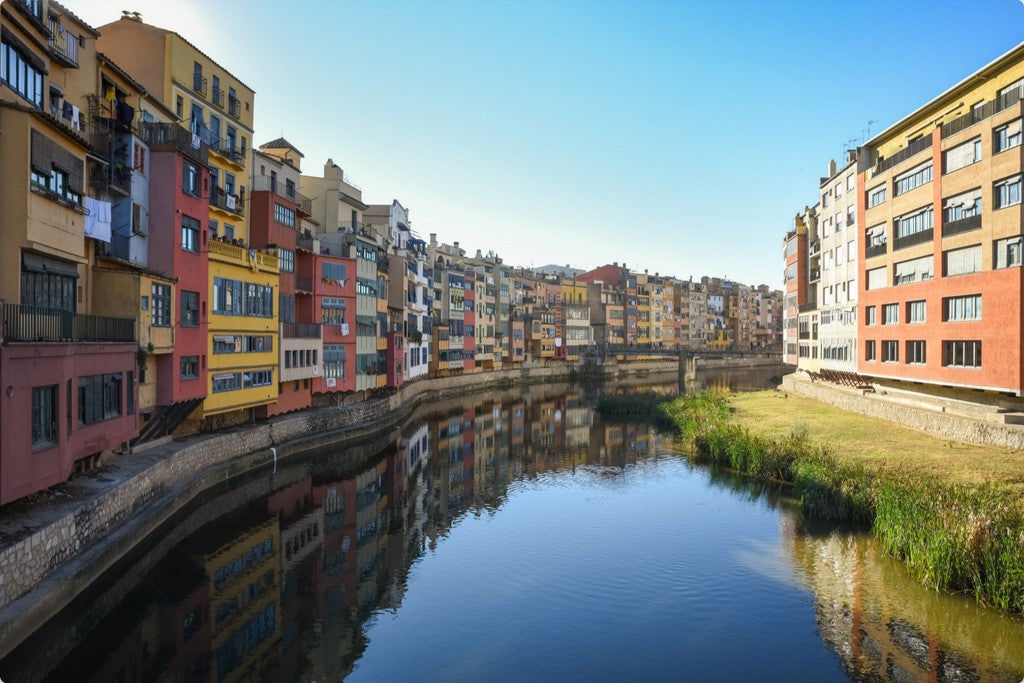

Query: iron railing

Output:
[942, 86, 1024, 138]
[874, 135, 934, 175]
[251, 175, 300, 202]
[138, 122, 209, 165]
[47, 20, 78, 66]
[228, 96, 241, 118]
[295, 276, 314, 292]
[2, 303, 135, 343]
[193, 74, 207, 97]
[210, 187, 245, 216]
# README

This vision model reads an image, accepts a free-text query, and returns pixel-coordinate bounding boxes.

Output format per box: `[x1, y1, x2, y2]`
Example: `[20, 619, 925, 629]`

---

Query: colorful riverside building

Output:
[783, 213, 809, 365]
[854, 42, 1024, 396]
[250, 139, 319, 416]
[0, 0, 138, 502]
[98, 13, 281, 426]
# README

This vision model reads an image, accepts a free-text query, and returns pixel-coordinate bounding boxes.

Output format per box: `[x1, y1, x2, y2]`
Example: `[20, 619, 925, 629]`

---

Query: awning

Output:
[22, 251, 80, 277]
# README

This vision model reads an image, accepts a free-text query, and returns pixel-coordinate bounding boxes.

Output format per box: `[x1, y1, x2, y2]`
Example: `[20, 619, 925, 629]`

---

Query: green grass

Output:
[664, 390, 1024, 614]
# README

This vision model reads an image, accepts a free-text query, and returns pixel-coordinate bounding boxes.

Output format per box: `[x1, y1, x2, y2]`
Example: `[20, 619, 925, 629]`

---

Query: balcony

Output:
[212, 88, 224, 107]
[204, 133, 247, 167]
[873, 135, 933, 175]
[2, 303, 135, 343]
[809, 267, 820, 282]
[193, 74, 207, 97]
[942, 86, 1024, 138]
[299, 193, 312, 215]
[228, 96, 241, 119]
[941, 213, 982, 237]
[893, 228, 933, 252]
[47, 20, 78, 67]
[208, 238, 279, 272]
[809, 241, 820, 256]
[138, 122, 209, 166]
[865, 242, 887, 259]
[210, 187, 245, 217]
[295, 276, 313, 293]
[282, 322, 321, 339]
[251, 175, 300, 204]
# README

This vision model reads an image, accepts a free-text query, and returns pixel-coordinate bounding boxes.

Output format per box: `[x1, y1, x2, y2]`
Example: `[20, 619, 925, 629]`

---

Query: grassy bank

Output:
[658, 390, 1024, 614]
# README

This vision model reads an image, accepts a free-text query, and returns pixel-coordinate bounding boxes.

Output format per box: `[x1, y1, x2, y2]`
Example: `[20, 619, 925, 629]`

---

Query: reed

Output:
[665, 390, 1024, 614]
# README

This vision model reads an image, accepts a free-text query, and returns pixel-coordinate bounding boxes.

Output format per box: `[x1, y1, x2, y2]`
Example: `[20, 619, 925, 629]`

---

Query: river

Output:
[2, 367, 1022, 681]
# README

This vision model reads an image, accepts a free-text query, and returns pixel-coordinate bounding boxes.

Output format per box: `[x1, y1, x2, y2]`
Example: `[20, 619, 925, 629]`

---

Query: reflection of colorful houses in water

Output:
[785, 524, 1024, 681]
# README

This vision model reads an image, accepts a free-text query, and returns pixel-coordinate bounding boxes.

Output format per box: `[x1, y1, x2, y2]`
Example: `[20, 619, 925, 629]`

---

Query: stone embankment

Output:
[781, 373, 1024, 449]
[0, 358, 703, 654]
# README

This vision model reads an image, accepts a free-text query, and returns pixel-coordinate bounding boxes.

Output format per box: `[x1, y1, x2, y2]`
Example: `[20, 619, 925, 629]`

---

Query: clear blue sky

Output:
[74, 0, 1024, 288]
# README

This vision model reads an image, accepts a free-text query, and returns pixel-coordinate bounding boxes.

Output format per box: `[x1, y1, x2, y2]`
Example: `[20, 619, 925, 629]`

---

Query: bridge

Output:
[580, 344, 783, 384]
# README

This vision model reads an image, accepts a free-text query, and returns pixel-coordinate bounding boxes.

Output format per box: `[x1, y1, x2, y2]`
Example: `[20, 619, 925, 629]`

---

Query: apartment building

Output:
[250, 139, 319, 416]
[99, 13, 281, 424]
[0, 0, 139, 502]
[783, 212, 809, 365]
[857, 43, 1024, 395]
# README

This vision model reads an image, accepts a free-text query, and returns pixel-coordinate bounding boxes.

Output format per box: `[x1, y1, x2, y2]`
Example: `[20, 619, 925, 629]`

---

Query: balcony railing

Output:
[865, 242, 888, 258]
[282, 322, 321, 339]
[138, 122, 209, 165]
[295, 276, 313, 293]
[2, 303, 135, 343]
[210, 187, 245, 216]
[941, 213, 982, 237]
[47, 20, 78, 66]
[193, 75, 207, 97]
[893, 228, 934, 251]
[874, 134, 933, 175]
[942, 86, 1024, 139]
[809, 268, 820, 281]
[808, 241, 820, 256]
[228, 96, 241, 118]
[299, 193, 312, 215]
[212, 88, 224, 107]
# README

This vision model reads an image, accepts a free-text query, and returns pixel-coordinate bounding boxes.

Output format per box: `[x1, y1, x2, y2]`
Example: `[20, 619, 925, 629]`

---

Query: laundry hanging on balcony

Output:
[84, 197, 112, 243]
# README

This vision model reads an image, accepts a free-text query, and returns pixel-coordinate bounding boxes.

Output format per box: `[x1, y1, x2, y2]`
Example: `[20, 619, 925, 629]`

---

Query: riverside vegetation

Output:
[597, 390, 1024, 614]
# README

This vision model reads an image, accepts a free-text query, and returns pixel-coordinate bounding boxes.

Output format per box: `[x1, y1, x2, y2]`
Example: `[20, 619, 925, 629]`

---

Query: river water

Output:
[2, 367, 1023, 681]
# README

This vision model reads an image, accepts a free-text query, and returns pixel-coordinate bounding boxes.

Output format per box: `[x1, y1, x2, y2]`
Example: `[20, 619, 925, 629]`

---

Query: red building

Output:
[300, 250, 356, 396]
[386, 331, 405, 387]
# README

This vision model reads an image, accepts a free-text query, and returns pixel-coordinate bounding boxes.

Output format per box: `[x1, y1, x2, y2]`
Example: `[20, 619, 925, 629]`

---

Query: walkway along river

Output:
[1, 368, 1022, 681]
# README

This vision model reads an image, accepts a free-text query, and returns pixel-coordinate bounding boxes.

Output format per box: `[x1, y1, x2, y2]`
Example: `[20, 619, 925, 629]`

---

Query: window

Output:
[277, 248, 295, 273]
[893, 255, 933, 286]
[894, 163, 933, 196]
[944, 138, 981, 173]
[244, 335, 272, 353]
[846, 205, 856, 228]
[834, 183, 842, 198]
[208, 218, 218, 239]
[274, 203, 296, 227]
[223, 223, 235, 240]
[868, 185, 887, 208]
[865, 306, 877, 325]
[212, 277, 241, 315]
[181, 290, 199, 326]
[866, 266, 887, 291]
[180, 355, 199, 379]
[847, 174, 856, 192]
[943, 189, 982, 223]
[323, 262, 346, 282]
[324, 344, 346, 378]
[78, 373, 122, 425]
[285, 179, 296, 199]
[882, 340, 899, 363]
[995, 236, 1023, 269]
[152, 283, 171, 326]
[31, 165, 81, 205]
[183, 161, 200, 197]
[881, 303, 899, 325]
[181, 215, 200, 252]
[245, 283, 274, 317]
[784, 263, 796, 281]
[133, 143, 146, 176]
[895, 206, 933, 239]
[943, 340, 982, 368]
[193, 61, 203, 91]
[175, 95, 183, 117]
[1, 38, 44, 108]
[865, 340, 876, 361]
[847, 240, 856, 262]
[21, 252, 77, 312]
[127, 370, 134, 415]
[907, 340, 926, 365]
[943, 245, 982, 277]
[995, 119, 1022, 153]
[226, 126, 237, 153]
[212, 372, 242, 393]
[279, 293, 295, 323]
[322, 297, 346, 327]
[943, 294, 982, 322]
[224, 171, 235, 195]
[244, 370, 273, 388]
[356, 278, 377, 296]
[907, 300, 926, 324]
[995, 175, 1022, 208]
[32, 385, 57, 447]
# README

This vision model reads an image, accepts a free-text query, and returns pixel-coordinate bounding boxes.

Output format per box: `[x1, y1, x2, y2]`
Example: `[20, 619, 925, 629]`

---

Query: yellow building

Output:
[97, 15, 280, 420]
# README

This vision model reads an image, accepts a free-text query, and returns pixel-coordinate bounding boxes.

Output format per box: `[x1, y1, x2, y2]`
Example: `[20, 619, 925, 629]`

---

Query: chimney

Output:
[122, 10, 142, 21]
[827, 159, 837, 177]
[454, 241, 459, 250]
[613, 262, 618, 267]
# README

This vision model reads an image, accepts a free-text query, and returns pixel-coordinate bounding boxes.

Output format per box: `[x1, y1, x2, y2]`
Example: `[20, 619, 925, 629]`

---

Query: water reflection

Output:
[3, 367, 1021, 682]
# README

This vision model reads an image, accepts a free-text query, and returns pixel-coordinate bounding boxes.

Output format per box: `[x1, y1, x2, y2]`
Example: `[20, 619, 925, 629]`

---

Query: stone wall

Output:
[781, 374, 1024, 449]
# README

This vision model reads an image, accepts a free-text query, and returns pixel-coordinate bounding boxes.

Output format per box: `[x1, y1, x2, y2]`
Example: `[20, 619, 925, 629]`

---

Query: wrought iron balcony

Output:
[2, 303, 135, 343]
[47, 20, 78, 67]
[210, 187, 245, 216]
[251, 175, 301, 204]
[874, 135, 933, 175]
[228, 96, 241, 119]
[295, 276, 313, 293]
[138, 122, 209, 165]
[193, 75, 207, 97]
[212, 88, 224, 107]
